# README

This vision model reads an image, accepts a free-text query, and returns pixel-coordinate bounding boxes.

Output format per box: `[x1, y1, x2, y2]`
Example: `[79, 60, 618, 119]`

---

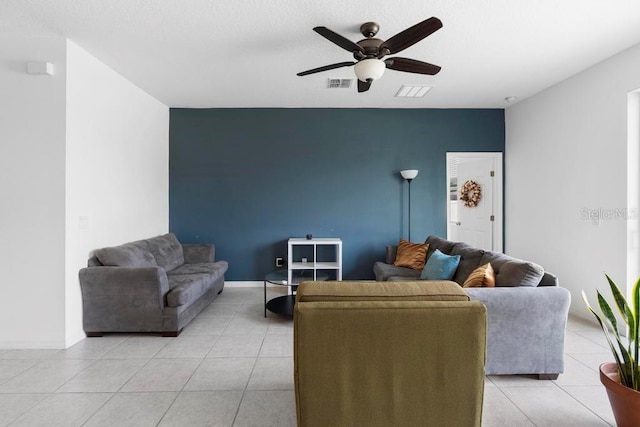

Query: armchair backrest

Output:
[294, 281, 487, 427]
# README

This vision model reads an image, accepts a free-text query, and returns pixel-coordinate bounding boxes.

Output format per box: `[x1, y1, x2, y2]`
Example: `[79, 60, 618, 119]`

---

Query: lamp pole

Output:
[400, 170, 419, 242]
[407, 178, 414, 241]
[407, 179, 413, 241]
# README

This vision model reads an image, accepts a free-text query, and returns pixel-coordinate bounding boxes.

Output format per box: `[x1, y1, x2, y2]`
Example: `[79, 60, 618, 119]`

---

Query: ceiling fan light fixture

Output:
[354, 59, 385, 82]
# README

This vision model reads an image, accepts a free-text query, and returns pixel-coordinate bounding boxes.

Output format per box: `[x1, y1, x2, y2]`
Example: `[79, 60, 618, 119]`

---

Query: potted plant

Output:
[582, 274, 640, 427]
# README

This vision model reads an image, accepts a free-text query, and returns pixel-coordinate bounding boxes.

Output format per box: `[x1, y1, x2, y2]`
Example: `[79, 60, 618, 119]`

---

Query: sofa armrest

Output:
[465, 286, 571, 376]
[182, 244, 215, 263]
[386, 245, 398, 264]
[78, 266, 169, 333]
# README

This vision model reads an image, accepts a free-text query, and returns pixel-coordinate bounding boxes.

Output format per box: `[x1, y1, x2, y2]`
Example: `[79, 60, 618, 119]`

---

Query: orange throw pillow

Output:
[463, 263, 496, 288]
[394, 240, 429, 270]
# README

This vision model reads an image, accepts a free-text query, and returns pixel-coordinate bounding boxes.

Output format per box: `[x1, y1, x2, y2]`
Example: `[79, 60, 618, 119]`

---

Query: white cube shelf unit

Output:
[287, 238, 342, 283]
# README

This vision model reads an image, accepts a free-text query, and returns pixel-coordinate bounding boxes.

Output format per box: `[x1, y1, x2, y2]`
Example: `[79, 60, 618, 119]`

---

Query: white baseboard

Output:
[224, 281, 263, 288]
[0, 339, 66, 350]
[224, 281, 287, 288]
[65, 330, 87, 348]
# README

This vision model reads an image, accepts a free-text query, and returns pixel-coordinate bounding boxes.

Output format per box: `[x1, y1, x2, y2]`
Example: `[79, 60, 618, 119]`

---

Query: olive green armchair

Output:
[294, 280, 487, 427]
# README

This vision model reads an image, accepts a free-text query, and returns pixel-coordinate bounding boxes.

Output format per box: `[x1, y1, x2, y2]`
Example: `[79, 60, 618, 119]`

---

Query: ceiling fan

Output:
[297, 17, 443, 93]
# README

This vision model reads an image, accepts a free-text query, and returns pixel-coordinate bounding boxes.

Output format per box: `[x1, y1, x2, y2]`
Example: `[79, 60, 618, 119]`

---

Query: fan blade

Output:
[384, 57, 441, 75]
[313, 27, 365, 54]
[379, 17, 442, 55]
[358, 79, 371, 93]
[297, 61, 356, 76]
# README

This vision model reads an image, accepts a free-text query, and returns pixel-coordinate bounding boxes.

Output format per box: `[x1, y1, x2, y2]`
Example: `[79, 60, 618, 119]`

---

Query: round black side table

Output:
[263, 270, 328, 317]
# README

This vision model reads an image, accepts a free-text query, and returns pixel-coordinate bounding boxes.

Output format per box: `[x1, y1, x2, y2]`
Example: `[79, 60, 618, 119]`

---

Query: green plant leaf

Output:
[632, 276, 640, 389]
[582, 291, 624, 371]
[606, 274, 635, 340]
[597, 291, 634, 386]
[597, 291, 621, 340]
[582, 274, 640, 391]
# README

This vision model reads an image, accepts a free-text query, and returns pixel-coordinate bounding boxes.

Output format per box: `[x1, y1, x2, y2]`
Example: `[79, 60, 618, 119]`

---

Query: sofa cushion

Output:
[539, 272, 559, 287]
[420, 249, 461, 281]
[374, 262, 421, 281]
[393, 240, 429, 270]
[166, 261, 227, 307]
[425, 235, 457, 259]
[182, 244, 215, 264]
[480, 251, 544, 287]
[450, 243, 485, 285]
[387, 275, 422, 282]
[166, 273, 214, 307]
[94, 241, 157, 268]
[168, 261, 229, 276]
[296, 280, 469, 302]
[145, 233, 185, 272]
[463, 263, 496, 288]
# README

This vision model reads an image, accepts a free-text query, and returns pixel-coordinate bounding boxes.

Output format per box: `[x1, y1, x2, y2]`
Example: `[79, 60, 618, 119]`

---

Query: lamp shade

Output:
[354, 59, 386, 82]
[400, 169, 419, 180]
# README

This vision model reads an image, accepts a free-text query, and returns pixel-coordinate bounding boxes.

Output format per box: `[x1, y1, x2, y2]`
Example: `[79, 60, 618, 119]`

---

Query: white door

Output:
[447, 153, 502, 252]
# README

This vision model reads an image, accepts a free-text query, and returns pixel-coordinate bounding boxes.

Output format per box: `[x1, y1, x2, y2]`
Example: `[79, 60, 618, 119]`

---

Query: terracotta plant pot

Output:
[600, 362, 640, 427]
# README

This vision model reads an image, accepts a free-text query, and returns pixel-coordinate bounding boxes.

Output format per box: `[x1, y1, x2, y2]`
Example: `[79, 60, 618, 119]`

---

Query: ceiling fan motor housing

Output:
[354, 38, 384, 60]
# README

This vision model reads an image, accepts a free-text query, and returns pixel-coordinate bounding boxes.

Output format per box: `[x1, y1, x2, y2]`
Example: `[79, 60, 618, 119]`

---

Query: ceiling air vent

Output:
[395, 85, 433, 98]
[328, 78, 353, 89]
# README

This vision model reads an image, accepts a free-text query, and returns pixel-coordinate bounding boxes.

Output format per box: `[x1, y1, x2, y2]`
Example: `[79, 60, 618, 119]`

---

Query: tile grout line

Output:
[232, 299, 268, 425]
[169, 333, 221, 393]
[3, 392, 48, 426]
[553, 382, 615, 427]
[565, 353, 601, 374]
[73, 336, 161, 426]
[0, 358, 44, 389]
[488, 384, 538, 426]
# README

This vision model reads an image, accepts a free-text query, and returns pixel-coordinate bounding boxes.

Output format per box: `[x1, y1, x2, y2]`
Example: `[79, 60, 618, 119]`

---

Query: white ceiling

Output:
[3, 0, 640, 108]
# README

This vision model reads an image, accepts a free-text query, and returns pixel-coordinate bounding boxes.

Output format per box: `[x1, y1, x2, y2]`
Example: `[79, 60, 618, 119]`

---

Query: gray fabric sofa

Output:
[374, 235, 571, 379]
[79, 233, 228, 337]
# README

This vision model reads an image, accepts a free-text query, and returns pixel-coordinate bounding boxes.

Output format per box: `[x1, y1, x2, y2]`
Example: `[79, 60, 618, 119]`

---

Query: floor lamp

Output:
[400, 169, 419, 241]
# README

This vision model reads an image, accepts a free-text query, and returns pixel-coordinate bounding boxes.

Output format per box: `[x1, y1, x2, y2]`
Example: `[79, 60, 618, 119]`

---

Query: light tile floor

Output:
[0, 287, 616, 426]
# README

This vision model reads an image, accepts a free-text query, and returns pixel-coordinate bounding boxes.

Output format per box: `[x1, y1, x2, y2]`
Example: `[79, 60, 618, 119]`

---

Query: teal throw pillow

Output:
[421, 249, 461, 280]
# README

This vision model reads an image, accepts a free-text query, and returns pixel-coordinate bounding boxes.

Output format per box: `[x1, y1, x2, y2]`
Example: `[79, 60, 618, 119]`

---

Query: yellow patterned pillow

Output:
[393, 240, 429, 270]
[463, 263, 496, 288]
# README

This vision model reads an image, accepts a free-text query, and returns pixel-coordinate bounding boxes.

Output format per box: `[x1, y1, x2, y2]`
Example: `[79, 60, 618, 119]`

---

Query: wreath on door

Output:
[460, 180, 482, 208]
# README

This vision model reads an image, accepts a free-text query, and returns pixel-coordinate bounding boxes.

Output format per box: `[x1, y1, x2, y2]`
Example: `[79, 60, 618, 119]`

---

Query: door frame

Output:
[446, 152, 503, 252]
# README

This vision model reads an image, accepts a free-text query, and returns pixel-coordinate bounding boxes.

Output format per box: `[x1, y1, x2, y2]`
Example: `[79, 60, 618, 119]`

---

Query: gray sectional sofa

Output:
[374, 235, 571, 379]
[79, 233, 228, 337]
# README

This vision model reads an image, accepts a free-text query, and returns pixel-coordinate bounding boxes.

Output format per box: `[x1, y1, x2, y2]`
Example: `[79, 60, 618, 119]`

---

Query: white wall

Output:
[506, 42, 640, 319]
[0, 36, 68, 348]
[0, 37, 168, 348]
[65, 40, 169, 347]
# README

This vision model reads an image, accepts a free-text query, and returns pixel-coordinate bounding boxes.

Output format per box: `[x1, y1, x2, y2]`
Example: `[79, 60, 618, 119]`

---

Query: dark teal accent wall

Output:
[169, 108, 504, 280]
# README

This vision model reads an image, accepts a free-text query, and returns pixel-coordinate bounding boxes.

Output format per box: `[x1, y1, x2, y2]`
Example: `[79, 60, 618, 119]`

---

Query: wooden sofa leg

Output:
[86, 332, 103, 337]
[538, 373, 559, 380]
[161, 329, 182, 337]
